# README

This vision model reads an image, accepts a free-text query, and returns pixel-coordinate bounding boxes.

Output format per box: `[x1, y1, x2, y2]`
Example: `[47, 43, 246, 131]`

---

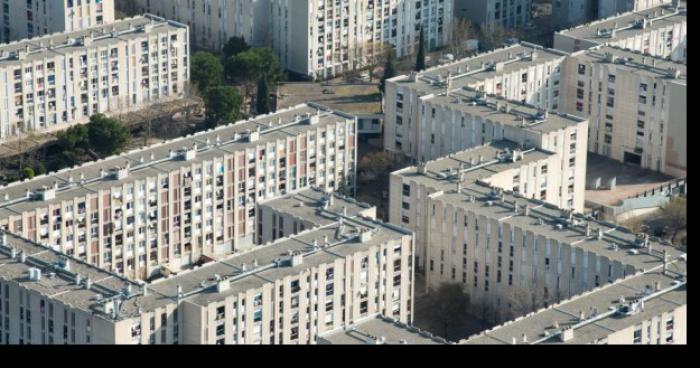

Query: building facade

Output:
[553, 2, 687, 62]
[384, 43, 570, 161]
[0, 204, 416, 345]
[598, 0, 674, 19]
[0, 15, 190, 141]
[559, 46, 686, 176]
[389, 143, 685, 323]
[1, 0, 115, 43]
[454, 0, 532, 30]
[128, 0, 269, 52]
[0, 104, 358, 281]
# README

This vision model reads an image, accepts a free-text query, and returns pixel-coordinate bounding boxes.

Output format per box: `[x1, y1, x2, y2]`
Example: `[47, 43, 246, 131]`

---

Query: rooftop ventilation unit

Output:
[36, 187, 56, 201]
[359, 230, 373, 243]
[216, 279, 231, 293]
[28, 268, 42, 281]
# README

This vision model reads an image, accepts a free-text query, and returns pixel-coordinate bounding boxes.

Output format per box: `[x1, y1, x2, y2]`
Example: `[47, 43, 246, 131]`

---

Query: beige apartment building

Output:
[0, 15, 190, 141]
[454, 0, 532, 30]
[0, 104, 358, 281]
[559, 46, 686, 177]
[384, 42, 570, 161]
[128, 0, 269, 52]
[0, 202, 415, 344]
[318, 314, 449, 344]
[461, 258, 686, 344]
[389, 140, 684, 323]
[554, 1, 687, 62]
[1, 0, 115, 43]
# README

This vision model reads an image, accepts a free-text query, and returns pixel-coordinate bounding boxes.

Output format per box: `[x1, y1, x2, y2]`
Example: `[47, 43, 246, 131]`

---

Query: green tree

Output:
[424, 283, 470, 340]
[379, 48, 396, 94]
[191, 51, 224, 92]
[204, 86, 243, 127]
[415, 27, 426, 72]
[57, 124, 89, 153]
[22, 167, 35, 180]
[255, 73, 271, 115]
[87, 114, 129, 156]
[223, 36, 250, 59]
[225, 47, 284, 85]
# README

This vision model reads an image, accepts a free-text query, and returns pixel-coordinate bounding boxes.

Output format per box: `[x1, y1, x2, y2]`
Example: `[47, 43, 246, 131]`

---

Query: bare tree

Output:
[509, 286, 546, 320]
[478, 24, 524, 51]
[423, 283, 471, 339]
[448, 18, 478, 59]
[658, 197, 687, 245]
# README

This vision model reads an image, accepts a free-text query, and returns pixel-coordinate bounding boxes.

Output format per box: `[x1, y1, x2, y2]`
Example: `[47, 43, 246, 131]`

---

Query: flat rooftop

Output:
[461, 259, 686, 344]
[0, 207, 411, 321]
[0, 104, 352, 220]
[393, 143, 685, 271]
[0, 14, 186, 67]
[558, 2, 686, 45]
[277, 83, 382, 116]
[427, 88, 585, 134]
[389, 42, 568, 95]
[258, 187, 376, 228]
[576, 46, 686, 84]
[319, 315, 449, 345]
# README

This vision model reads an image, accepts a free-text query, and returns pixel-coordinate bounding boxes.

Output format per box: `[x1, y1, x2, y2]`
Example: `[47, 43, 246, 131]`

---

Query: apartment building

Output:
[390, 139, 587, 273]
[598, 0, 673, 19]
[389, 145, 685, 322]
[128, 0, 269, 52]
[552, 0, 599, 29]
[384, 43, 570, 161]
[0, 104, 358, 281]
[269, 0, 452, 80]
[0, 208, 415, 344]
[0, 15, 190, 141]
[257, 187, 376, 245]
[461, 258, 686, 344]
[318, 314, 449, 344]
[554, 1, 687, 62]
[454, 0, 532, 30]
[1, 0, 115, 43]
[559, 46, 686, 177]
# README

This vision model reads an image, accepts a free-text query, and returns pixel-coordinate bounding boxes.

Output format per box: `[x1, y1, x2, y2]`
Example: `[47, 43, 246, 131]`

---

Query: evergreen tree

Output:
[415, 27, 426, 72]
[256, 73, 271, 115]
[379, 48, 396, 94]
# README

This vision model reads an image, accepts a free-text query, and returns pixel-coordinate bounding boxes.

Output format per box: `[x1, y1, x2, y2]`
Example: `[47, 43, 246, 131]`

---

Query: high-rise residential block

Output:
[0, 104, 358, 280]
[384, 43, 570, 161]
[0, 15, 190, 141]
[1, 0, 115, 43]
[0, 202, 415, 344]
[554, 1, 687, 62]
[454, 0, 532, 30]
[559, 46, 686, 176]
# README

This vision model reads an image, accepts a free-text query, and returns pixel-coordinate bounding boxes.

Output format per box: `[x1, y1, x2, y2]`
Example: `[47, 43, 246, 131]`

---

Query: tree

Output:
[509, 287, 546, 321]
[379, 48, 396, 95]
[255, 73, 271, 115]
[191, 51, 224, 93]
[358, 151, 393, 182]
[57, 124, 89, 153]
[87, 114, 129, 156]
[223, 36, 250, 59]
[423, 283, 470, 339]
[204, 86, 243, 127]
[22, 167, 35, 180]
[415, 27, 426, 72]
[449, 18, 477, 59]
[658, 197, 687, 245]
[479, 24, 523, 51]
[225, 47, 284, 85]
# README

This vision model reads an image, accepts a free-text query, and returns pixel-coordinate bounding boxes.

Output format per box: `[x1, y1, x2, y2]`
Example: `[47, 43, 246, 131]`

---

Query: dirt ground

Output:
[585, 153, 675, 207]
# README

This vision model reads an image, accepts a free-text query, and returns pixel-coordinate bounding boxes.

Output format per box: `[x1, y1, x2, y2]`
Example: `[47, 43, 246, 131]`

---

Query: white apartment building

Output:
[598, 0, 673, 19]
[461, 259, 686, 344]
[269, 0, 452, 80]
[554, 1, 687, 62]
[1, 0, 115, 43]
[0, 207, 416, 344]
[389, 144, 685, 322]
[454, 0, 532, 30]
[559, 46, 686, 177]
[257, 187, 376, 245]
[0, 15, 190, 141]
[318, 314, 449, 344]
[129, 0, 270, 52]
[0, 104, 358, 281]
[389, 139, 588, 274]
[384, 43, 570, 161]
